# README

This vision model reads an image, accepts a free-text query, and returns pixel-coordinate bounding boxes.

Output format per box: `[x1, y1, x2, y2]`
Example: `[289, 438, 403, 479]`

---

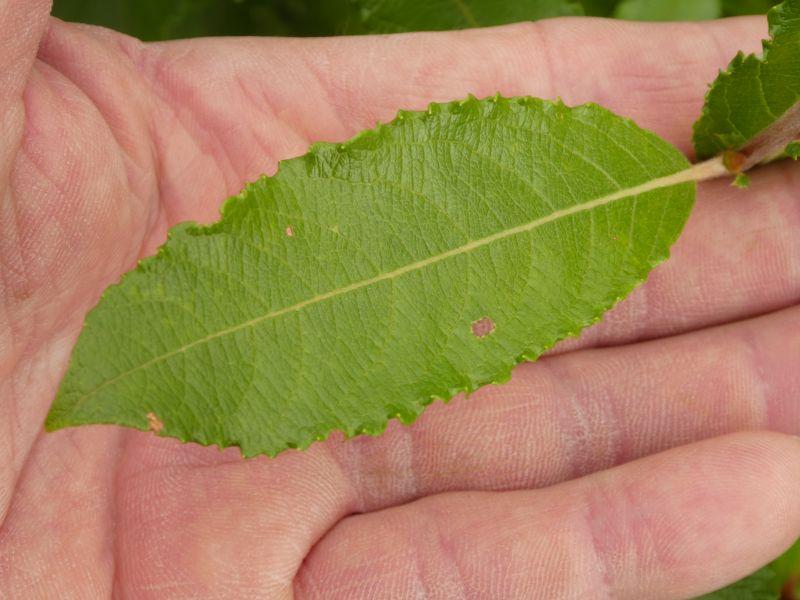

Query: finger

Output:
[0, 55, 154, 520]
[0, 421, 346, 599]
[120, 17, 768, 224]
[300, 17, 764, 156]
[86, 304, 797, 597]
[125, 16, 798, 343]
[0, 0, 50, 153]
[296, 432, 800, 600]
[128, 303, 800, 517]
[321, 303, 800, 510]
[555, 161, 800, 352]
[0, 0, 50, 91]
[0, 427, 118, 597]
[19, 301, 796, 598]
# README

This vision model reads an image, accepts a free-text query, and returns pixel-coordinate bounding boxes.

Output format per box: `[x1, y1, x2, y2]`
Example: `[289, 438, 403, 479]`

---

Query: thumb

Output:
[0, 0, 52, 176]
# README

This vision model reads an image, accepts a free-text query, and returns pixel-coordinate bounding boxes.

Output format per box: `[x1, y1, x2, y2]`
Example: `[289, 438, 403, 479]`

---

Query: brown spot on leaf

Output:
[471, 316, 495, 338]
[146, 412, 164, 434]
[285, 226, 294, 237]
[722, 150, 747, 174]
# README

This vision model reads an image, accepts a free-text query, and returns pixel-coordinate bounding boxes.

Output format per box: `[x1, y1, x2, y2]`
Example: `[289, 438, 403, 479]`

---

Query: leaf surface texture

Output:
[47, 97, 695, 457]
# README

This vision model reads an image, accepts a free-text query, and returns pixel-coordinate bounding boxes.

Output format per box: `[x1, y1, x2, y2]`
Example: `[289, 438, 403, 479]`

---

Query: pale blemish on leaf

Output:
[285, 226, 294, 237]
[146, 412, 164, 433]
[471, 316, 495, 338]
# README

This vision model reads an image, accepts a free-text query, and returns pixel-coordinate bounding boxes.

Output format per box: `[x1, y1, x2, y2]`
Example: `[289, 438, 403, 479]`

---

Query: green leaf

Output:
[696, 538, 800, 599]
[51, 0, 356, 40]
[50, 0, 781, 41]
[350, 0, 583, 33]
[722, 0, 782, 16]
[696, 568, 783, 600]
[787, 140, 800, 158]
[693, 0, 800, 160]
[46, 96, 698, 457]
[614, 0, 722, 21]
[578, 0, 619, 16]
[52, 0, 583, 39]
[54, 0, 775, 40]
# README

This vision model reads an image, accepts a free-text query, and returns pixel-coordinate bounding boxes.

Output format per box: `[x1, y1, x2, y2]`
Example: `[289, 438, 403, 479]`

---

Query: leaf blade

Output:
[693, 0, 800, 159]
[46, 96, 695, 457]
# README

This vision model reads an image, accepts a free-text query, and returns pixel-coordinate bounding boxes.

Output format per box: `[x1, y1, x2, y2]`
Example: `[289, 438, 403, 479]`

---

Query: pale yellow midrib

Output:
[74, 158, 726, 402]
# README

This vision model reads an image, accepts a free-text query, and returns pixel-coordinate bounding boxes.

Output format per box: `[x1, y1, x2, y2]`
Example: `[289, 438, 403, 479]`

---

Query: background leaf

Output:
[350, 0, 582, 33]
[579, 0, 619, 16]
[614, 0, 722, 21]
[723, 0, 782, 15]
[51, 0, 782, 40]
[51, 0, 357, 40]
[693, 0, 800, 159]
[46, 96, 695, 457]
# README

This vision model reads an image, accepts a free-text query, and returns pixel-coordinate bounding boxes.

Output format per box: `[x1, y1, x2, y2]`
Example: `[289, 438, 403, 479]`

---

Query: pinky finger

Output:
[296, 432, 800, 600]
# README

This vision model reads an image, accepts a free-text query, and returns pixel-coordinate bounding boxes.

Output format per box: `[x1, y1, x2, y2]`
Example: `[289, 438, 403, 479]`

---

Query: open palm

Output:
[1, 3, 799, 598]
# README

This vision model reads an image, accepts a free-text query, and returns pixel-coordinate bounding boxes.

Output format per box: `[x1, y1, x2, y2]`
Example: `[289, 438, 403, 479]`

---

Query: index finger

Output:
[130, 15, 797, 348]
[271, 17, 766, 154]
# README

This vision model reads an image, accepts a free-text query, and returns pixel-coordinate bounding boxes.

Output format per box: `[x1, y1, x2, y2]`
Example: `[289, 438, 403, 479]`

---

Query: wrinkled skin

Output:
[1, 3, 799, 598]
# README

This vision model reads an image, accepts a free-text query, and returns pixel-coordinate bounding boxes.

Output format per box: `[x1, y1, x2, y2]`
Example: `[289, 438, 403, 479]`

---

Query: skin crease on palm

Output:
[0, 0, 800, 598]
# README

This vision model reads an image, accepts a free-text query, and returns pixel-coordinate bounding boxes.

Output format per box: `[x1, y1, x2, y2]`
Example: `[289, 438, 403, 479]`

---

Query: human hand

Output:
[1, 4, 798, 598]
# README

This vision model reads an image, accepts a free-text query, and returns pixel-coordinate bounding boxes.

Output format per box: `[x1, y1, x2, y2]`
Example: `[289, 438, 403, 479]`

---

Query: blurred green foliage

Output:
[51, 0, 356, 39]
[52, 0, 780, 40]
[354, 0, 582, 33]
[613, 0, 781, 20]
[723, 0, 784, 14]
[615, 0, 723, 21]
[579, 0, 619, 15]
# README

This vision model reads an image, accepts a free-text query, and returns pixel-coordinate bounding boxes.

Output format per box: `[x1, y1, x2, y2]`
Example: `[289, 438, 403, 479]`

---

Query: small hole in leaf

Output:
[285, 226, 294, 237]
[146, 412, 164, 434]
[471, 316, 495, 338]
